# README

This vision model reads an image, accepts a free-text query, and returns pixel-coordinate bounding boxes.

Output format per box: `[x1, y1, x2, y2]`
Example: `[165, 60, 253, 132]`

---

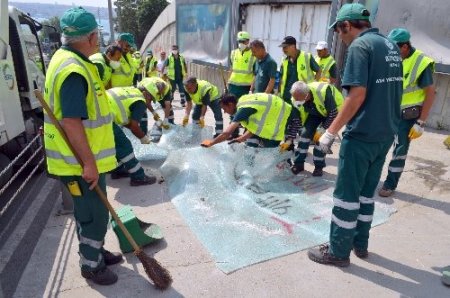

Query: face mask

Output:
[238, 43, 247, 51]
[110, 60, 121, 70]
[172, 50, 178, 55]
[293, 100, 305, 108]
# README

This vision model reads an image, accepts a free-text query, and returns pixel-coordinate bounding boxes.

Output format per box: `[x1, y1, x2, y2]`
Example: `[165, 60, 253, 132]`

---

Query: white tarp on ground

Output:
[130, 125, 396, 273]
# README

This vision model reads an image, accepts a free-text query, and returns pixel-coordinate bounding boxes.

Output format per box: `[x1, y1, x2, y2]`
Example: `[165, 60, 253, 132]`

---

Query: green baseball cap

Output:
[146, 49, 153, 55]
[388, 28, 411, 43]
[117, 33, 137, 49]
[60, 7, 98, 36]
[329, 3, 370, 29]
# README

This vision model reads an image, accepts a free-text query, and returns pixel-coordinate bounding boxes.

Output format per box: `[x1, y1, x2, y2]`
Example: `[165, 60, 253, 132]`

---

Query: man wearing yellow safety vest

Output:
[143, 49, 158, 78]
[131, 48, 143, 84]
[201, 93, 300, 148]
[163, 45, 187, 106]
[89, 45, 122, 89]
[379, 28, 435, 197]
[279, 36, 321, 102]
[315, 41, 337, 84]
[182, 76, 224, 137]
[285, 81, 343, 177]
[106, 86, 157, 186]
[44, 7, 121, 285]
[111, 33, 136, 87]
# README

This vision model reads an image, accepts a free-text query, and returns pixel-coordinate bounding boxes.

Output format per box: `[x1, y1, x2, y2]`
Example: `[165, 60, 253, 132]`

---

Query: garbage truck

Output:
[0, 2, 51, 186]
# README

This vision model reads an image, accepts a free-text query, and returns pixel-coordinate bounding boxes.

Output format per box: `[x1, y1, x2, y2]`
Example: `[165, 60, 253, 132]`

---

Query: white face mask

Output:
[238, 43, 247, 51]
[172, 50, 178, 55]
[110, 60, 121, 70]
[293, 100, 305, 108]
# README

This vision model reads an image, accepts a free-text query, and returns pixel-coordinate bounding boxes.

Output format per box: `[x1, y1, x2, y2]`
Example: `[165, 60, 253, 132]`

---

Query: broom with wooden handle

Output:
[34, 90, 172, 290]
[218, 62, 229, 94]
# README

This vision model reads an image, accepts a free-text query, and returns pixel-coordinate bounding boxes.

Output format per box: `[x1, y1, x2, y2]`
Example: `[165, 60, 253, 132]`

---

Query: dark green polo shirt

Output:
[253, 54, 277, 93]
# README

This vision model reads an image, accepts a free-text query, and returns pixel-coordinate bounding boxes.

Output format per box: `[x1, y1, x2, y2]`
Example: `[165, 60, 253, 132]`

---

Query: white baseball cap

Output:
[315, 41, 328, 50]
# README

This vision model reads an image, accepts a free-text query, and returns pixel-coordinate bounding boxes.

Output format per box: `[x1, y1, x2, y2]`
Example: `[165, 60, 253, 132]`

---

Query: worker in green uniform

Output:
[44, 7, 122, 285]
[163, 45, 187, 107]
[201, 93, 301, 148]
[143, 49, 158, 78]
[111, 33, 136, 87]
[131, 49, 143, 85]
[307, 3, 403, 267]
[279, 36, 321, 102]
[288, 81, 343, 177]
[182, 76, 223, 137]
[249, 39, 277, 94]
[89, 45, 122, 89]
[106, 86, 157, 186]
[314, 41, 337, 84]
[379, 28, 435, 197]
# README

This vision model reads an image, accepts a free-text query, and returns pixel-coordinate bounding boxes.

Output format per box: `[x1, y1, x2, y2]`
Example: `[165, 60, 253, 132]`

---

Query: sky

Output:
[12, 0, 110, 8]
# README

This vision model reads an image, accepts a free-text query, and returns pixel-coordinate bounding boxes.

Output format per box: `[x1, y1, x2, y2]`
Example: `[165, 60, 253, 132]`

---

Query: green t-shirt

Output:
[341, 28, 403, 142]
[129, 101, 147, 122]
[61, 73, 88, 119]
[253, 54, 277, 93]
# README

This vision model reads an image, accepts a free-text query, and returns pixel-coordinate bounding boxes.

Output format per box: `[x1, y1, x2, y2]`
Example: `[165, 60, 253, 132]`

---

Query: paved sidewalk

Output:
[11, 94, 450, 297]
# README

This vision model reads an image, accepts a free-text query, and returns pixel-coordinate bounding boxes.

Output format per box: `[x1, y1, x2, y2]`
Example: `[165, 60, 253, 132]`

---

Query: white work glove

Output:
[408, 121, 424, 140]
[162, 118, 170, 130]
[318, 130, 336, 154]
[140, 135, 151, 144]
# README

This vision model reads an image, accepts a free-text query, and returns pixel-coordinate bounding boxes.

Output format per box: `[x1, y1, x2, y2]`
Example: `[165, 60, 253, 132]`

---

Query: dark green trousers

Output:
[293, 115, 326, 168]
[192, 100, 223, 135]
[329, 136, 393, 258]
[60, 174, 108, 272]
[228, 84, 250, 100]
[382, 118, 416, 190]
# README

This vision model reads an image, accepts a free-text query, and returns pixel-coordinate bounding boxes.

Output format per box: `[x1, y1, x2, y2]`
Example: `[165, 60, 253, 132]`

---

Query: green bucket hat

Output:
[60, 7, 98, 36]
[388, 28, 411, 43]
[117, 33, 137, 49]
[329, 3, 370, 29]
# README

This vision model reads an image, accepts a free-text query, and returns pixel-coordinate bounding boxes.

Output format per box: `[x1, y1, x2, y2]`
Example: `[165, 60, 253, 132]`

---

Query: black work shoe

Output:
[130, 175, 157, 186]
[81, 267, 118, 285]
[312, 167, 324, 177]
[308, 244, 350, 267]
[111, 171, 129, 180]
[290, 163, 304, 175]
[103, 250, 123, 266]
[353, 247, 369, 259]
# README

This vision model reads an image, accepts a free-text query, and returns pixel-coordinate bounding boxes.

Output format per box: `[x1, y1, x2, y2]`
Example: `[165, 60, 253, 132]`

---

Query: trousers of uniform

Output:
[228, 84, 250, 100]
[159, 100, 175, 124]
[112, 123, 145, 180]
[293, 115, 326, 168]
[191, 100, 223, 135]
[245, 136, 280, 148]
[170, 79, 185, 104]
[140, 111, 148, 135]
[383, 118, 416, 190]
[329, 136, 393, 258]
[60, 174, 108, 272]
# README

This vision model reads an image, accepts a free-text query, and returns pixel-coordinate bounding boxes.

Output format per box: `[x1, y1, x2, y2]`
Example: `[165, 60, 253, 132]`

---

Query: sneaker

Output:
[312, 167, 323, 177]
[103, 250, 123, 266]
[353, 247, 369, 259]
[378, 187, 394, 197]
[81, 267, 118, 285]
[130, 175, 157, 186]
[290, 163, 304, 175]
[308, 244, 350, 267]
[110, 171, 129, 180]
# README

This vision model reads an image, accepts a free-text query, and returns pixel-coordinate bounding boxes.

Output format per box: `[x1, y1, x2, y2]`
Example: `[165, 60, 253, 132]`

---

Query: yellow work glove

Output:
[279, 139, 293, 153]
[198, 117, 205, 128]
[152, 112, 160, 121]
[313, 127, 325, 143]
[182, 116, 189, 127]
[408, 122, 424, 140]
[201, 139, 213, 148]
[162, 119, 170, 130]
[140, 135, 151, 144]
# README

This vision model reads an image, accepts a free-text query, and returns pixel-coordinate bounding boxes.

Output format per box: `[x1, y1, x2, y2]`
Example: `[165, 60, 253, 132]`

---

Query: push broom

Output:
[34, 90, 172, 290]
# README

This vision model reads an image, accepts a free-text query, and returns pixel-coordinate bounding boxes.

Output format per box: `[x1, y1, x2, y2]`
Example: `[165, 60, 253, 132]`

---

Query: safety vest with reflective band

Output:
[280, 51, 315, 96]
[43, 49, 116, 176]
[139, 77, 171, 102]
[295, 82, 344, 125]
[111, 52, 135, 87]
[89, 53, 112, 88]
[237, 93, 292, 141]
[143, 56, 158, 77]
[229, 49, 255, 86]
[186, 80, 219, 105]
[167, 54, 186, 80]
[106, 87, 146, 125]
[314, 55, 336, 83]
[132, 52, 143, 72]
[401, 49, 434, 109]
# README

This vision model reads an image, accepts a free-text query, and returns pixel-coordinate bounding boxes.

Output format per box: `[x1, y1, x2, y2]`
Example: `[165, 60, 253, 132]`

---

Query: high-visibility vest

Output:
[132, 52, 143, 73]
[296, 82, 344, 125]
[143, 55, 158, 78]
[106, 87, 146, 125]
[228, 48, 255, 86]
[185, 80, 219, 105]
[237, 93, 292, 141]
[111, 52, 135, 87]
[314, 55, 336, 83]
[167, 54, 186, 80]
[401, 49, 434, 109]
[89, 52, 112, 88]
[280, 51, 315, 95]
[43, 49, 116, 176]
[138, 77, 171, 102]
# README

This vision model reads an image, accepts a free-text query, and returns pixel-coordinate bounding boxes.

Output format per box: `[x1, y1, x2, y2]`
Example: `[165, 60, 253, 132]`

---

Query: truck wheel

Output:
[0, 153, 13, 188]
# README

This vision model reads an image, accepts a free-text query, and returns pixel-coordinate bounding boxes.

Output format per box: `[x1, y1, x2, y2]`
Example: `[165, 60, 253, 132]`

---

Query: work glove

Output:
[313, 127, 325, 143]
[198, 117, 205, 128]
[152, 112, 160, 121]
[162, 118, 170, 130]
[140, 135, 151, 144]
[279, 139, 293, 153]
[408, 122, 424, 140]
[201, 139, 214, 148]
[318, 130, 336, 154]
[182, 116, 189, 127]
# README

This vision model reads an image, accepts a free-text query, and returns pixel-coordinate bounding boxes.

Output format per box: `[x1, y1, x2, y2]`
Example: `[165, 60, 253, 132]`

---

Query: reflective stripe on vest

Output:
[106, 87, 145, 125]
[111, 52, 135, 87]
[167, 54, 186, 80]
[187, 80, 219, 105]
[315, 55, 335, 82]
[139, 77, 171, 102]
[89, 53, 112, 88]
[280, 51, 315, 95]
[144, 56, 158, 77]
[228, 49, 255, 86]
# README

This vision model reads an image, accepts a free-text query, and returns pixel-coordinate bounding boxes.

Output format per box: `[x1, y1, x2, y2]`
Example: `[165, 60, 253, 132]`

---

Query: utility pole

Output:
[108, 0, 115, 44]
